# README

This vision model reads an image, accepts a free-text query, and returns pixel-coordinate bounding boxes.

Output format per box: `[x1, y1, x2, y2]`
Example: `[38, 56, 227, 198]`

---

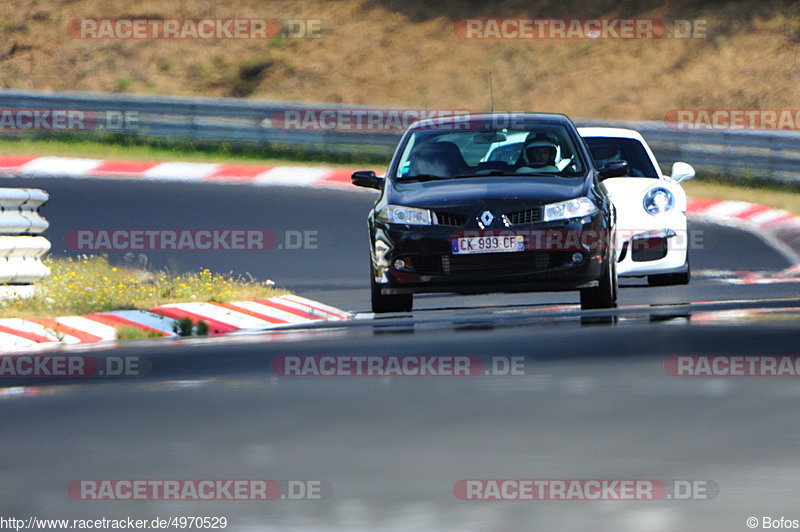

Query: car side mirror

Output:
[669, 162, 695, 183]
[598, 160, 629, 180]
[351, 170, 384, 190]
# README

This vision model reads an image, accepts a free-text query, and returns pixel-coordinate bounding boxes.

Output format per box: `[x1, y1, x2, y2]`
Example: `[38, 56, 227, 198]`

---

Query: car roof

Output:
[411, 112, 573, 130]
[577, 126, 647, 142]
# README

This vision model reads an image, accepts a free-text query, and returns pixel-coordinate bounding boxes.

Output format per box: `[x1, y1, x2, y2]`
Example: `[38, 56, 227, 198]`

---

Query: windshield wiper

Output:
[516, 171, 584, 178]
[400, 174, 454, 182]
[458, 170, 518, 177]
[455, 171, 557, 178]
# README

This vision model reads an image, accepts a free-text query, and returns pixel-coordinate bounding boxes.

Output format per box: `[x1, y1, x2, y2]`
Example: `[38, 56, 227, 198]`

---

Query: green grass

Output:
[0, 134, 392, 168]
[116, 326, 168, 340]
[0, 256, 286, 318]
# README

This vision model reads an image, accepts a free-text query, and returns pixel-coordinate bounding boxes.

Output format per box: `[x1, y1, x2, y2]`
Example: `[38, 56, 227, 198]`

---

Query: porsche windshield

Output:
[584, 136, 660, 177]
[394, 125, 587, 180]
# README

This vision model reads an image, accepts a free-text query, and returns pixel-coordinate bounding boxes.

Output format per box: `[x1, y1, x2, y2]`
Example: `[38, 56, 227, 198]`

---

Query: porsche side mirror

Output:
[669, 162, 695, 183]
[351, 170, 384, 190]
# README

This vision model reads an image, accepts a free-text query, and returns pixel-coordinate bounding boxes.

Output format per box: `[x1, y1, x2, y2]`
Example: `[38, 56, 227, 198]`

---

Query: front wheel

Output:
[371, 280, 413, 313]
[648, 255, 691, 286]
[580, 258, 618, 310]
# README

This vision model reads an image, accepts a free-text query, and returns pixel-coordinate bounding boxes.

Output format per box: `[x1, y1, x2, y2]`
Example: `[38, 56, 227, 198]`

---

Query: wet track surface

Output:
[1, 177, 799, 530]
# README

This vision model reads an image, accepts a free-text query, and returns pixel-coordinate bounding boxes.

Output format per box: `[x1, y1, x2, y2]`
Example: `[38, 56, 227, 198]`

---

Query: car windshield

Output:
[584, 136, 660, 177]
[394, 125, 587, 180]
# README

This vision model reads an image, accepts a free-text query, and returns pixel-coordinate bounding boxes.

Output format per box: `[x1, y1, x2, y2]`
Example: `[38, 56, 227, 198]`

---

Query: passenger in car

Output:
[408, 141, 469, 177]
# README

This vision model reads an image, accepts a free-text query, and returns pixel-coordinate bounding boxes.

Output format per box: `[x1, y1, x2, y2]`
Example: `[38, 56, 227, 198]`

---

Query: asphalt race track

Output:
[5, 176, 793, 311]
[1, 177, 799, 531]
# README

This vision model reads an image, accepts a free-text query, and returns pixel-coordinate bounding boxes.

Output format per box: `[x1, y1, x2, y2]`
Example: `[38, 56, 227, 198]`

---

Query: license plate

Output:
[452, 235, 525, 254]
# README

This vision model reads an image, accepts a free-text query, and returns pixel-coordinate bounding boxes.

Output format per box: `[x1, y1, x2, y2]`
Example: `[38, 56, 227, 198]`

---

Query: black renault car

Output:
[352, 112, 628, 313]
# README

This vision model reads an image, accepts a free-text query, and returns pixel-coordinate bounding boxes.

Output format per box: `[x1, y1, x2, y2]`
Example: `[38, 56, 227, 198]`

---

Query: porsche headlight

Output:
[376, 205, 432, 225]
[543, 197, 598, 222]
[643, 187, 674, 215]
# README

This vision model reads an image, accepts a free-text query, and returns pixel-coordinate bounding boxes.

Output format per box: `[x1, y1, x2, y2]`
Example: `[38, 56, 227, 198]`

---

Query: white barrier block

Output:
[0, 189, 34, 209]
[18, 211, 49, 234]
[0, 212, 33, 234]
[0, 236, 50, 258]
[0, 257, 50, 284]
[21, 189, 49, 207]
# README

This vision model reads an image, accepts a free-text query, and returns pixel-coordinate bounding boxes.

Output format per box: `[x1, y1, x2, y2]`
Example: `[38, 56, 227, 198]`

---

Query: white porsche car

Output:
[579, 127, 695, 286]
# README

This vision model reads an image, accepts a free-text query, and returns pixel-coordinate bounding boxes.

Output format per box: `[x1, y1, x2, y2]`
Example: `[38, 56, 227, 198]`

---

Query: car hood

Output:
[390, 176, 590, 208]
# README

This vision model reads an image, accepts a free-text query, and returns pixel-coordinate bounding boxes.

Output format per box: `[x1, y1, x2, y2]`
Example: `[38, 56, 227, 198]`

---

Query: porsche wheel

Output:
[580, 258, 618, 310]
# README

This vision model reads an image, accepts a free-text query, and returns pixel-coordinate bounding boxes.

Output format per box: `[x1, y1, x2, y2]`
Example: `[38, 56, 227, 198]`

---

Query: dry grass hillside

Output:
[2, 1, 800, 120]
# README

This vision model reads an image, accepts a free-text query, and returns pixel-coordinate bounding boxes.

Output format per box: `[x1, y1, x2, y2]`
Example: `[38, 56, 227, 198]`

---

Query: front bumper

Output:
[616, 224, 689, 277]
[371, 215, 610, 295]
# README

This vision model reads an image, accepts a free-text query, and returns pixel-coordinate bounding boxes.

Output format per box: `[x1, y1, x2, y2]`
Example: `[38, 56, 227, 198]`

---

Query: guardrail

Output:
[0, 88, 799, 181]
[0, 189, 50, 285]
[577, 118, 800, 182]
[0, 89, 400, 153]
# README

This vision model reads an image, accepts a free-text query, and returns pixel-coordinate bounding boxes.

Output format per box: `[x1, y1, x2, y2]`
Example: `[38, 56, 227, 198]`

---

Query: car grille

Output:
[504, 207, 542, 225]
[433, 211, 468, 227]
[432, 208, 542, 227]
[406, 251, 568, 276]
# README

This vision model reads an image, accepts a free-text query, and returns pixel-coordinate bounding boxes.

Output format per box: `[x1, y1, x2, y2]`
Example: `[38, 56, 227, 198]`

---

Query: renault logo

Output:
[479, 210, 495, 228]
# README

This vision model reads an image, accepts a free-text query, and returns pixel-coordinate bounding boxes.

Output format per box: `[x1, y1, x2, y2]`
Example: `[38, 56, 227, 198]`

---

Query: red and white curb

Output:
[0, 155, 363, 190]
[0, 294, 349, 351]
[687, 198, 800, 284]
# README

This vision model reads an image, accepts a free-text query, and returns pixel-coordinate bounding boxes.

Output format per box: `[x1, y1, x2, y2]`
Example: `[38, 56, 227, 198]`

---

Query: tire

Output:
[371, 279, 413, 313]
[580, 258, 618, 310]
[648, 255, 691, 287]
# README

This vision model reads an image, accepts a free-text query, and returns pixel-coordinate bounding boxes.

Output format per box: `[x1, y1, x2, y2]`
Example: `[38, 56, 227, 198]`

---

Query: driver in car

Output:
[516, 134, 562, 174]
[590, 145, 639, 177]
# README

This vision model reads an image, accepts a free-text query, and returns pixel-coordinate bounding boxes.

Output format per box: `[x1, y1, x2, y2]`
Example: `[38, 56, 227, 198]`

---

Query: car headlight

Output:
[543, 197, 598, 222]
[376, 205, 432, 225]
[643, 187, 674, 215]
